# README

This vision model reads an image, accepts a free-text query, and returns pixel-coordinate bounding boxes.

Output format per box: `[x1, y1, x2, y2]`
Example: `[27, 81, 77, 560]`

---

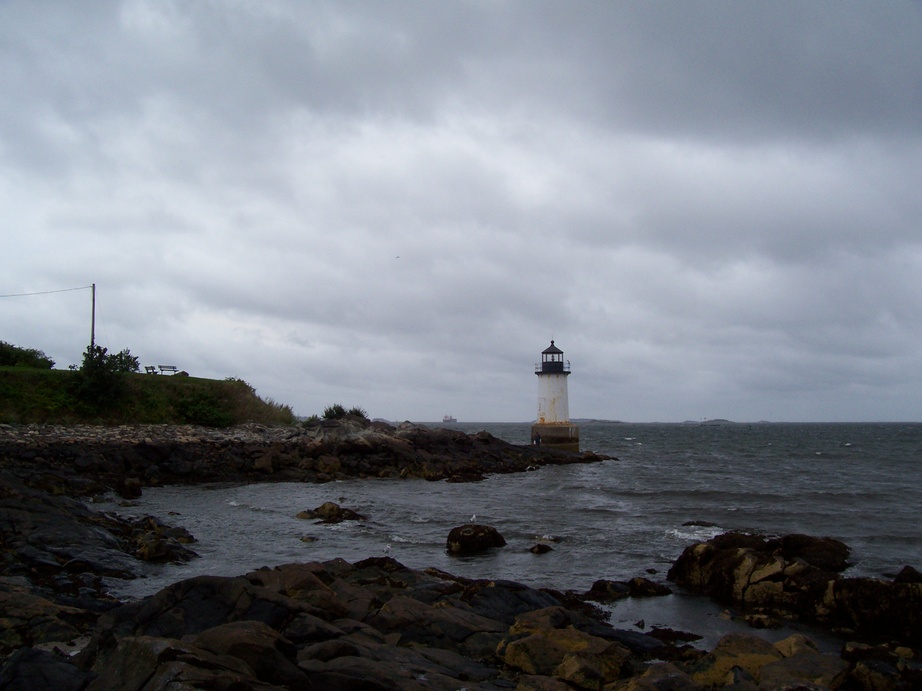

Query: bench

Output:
[145, 366, 158, 374]
[159, 365, 179, 374]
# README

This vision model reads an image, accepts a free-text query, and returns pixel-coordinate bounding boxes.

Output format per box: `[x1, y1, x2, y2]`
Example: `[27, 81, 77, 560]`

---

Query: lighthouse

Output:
[531, 340, 579, 451]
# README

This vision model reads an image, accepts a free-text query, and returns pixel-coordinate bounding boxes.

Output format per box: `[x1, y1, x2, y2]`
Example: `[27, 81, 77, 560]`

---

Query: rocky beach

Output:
[2, 420, 921, 690]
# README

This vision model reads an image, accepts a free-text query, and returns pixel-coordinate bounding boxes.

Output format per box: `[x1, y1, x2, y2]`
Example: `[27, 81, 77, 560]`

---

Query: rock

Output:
[627, 577, 672, 597]
[773, 633, 819, 658]
[584, 579, 631, 602]
[501, 626, 631, 679]
[63, 557, 694, 690]
[894, 564, 922, 583]
[530, 543, 553, 554]
[446, 524, 506, 555]
[119, 477, 142, 499]
[686, 633, 782, 687]
[296, 501, 366, 523]
[0, 647, 93, 691]
[667, 531, 922, 645]
[607, 661, 699, 690]
[758, 650, 849, 689]
[192, 619, 307, 686]
[767, 533, 850, 572]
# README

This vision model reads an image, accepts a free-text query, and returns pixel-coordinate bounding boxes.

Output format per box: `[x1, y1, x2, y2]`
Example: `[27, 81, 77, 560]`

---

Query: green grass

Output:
[0, 366, 296, 426]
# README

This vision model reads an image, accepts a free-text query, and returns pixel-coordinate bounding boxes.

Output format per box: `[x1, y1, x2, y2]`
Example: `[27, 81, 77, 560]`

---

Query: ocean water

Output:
[100, 422, 922, 647]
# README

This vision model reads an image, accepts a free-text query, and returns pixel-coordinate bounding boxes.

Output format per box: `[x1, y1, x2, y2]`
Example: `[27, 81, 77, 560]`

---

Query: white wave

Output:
[666, 525, 723, 543]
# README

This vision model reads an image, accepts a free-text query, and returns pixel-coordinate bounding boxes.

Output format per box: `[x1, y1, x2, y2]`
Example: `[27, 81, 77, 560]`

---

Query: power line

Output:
[0, 285, 94, 298]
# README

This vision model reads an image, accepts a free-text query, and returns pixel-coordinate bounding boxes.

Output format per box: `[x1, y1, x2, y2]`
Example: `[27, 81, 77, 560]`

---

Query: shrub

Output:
[0, 341, 54, 369]
[70, 345, 137, 411]
[323, 403, 347, 420]
[321, 404, 368, 421]
[177, 390, 234, 427]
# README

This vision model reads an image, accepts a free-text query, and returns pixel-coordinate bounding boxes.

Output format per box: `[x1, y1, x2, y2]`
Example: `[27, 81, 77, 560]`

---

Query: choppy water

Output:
[99, 422, 922, 647]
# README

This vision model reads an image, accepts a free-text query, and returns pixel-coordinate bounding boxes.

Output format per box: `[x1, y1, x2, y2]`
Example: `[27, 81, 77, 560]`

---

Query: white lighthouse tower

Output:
[531, 340, 579, 451]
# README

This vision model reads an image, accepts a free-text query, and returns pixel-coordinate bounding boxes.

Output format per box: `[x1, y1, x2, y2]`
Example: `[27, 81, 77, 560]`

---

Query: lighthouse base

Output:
[530, 423, 580, 452]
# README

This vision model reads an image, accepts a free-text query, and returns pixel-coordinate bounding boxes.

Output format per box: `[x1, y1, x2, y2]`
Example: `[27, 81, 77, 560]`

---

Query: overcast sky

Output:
[3, 1, 922, 423]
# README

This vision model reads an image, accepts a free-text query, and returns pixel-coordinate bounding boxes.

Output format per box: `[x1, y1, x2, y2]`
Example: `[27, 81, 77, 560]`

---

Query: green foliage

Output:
[70, 345, 133, 411]
[176, 390, 235, 427]
[0, 341, 54, 369]
[110, 348, 140, 373]
[321, 403, 368, 420]
[1, 352, 298, 426]
[323, 403, 347, 420]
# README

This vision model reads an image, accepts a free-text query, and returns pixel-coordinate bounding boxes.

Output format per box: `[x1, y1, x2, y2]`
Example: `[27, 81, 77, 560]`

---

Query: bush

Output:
[323, 403, 347, 420]
[0, 341, 54, 369]
[177, 390, 234, 427]
[70, 345, 137, 411]
[321, 404, 368, 421]
[347, 406, 368, 419]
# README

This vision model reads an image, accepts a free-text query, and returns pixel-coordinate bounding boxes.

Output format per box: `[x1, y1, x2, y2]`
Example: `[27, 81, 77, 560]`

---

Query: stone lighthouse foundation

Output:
[530, 422, 580, 452]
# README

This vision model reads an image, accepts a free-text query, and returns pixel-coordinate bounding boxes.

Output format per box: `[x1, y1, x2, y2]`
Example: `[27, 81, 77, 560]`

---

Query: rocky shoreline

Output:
[0, 418, 608, 494]
[2, 421, 921, 689]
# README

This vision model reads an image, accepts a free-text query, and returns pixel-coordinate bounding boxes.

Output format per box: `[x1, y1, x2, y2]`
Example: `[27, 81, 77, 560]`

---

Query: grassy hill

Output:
[0, 366, 296, 426]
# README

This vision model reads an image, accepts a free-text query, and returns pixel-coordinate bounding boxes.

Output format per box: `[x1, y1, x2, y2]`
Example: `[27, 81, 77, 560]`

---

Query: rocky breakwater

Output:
[0, 418, 608, 493]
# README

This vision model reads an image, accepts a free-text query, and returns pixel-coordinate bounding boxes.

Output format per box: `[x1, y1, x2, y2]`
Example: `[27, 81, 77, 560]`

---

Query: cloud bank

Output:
[3, 1, 922, 422]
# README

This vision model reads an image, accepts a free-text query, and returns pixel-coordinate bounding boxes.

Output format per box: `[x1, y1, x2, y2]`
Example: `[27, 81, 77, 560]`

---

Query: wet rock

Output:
[191, 620, 307, 686]
[627, 577, 672, 597]
[446, 524, 506, 555]
[685, 633, 782, 687]
[608, 661, 699, 690]
[119, 477, 142, 499]
[0, 647, 93, 691]
[584, 579, 631, 602]
[667, 531, 922, 646]
[69, 557, 664, 690]
[530, 542, 553, 554]
[894, 564, 922, 583]
[758, 650, 849, 689]
[295, 501, 366, 523]
[767, 533, 850, 572]
[582, 576, 670, 603]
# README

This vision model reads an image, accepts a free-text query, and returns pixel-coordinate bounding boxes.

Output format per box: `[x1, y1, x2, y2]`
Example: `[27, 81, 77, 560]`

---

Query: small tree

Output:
[70, 345, 137, 411]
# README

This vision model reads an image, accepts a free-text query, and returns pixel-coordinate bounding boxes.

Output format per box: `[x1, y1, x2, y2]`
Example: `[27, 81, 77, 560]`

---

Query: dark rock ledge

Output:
[0, 419, 609, 494]
[4, 551, 921, 690]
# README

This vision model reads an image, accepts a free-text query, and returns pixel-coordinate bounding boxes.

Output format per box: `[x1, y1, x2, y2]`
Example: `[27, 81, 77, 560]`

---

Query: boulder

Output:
[758, 650, 849, 689]
[766, 533, 850, 572]
[0, 647, 93, 691]
[296, 501, 366, 523]
[191, 620, 307, 686]
[446, 524, 506, 555]
[627, 577, 672, 597]
[668, 531, 922, 646]
[686, 633, 782, 687]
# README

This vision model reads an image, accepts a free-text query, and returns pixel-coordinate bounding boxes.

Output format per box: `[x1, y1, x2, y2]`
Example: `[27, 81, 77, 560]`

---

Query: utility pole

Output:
[90, 283, 96, 350]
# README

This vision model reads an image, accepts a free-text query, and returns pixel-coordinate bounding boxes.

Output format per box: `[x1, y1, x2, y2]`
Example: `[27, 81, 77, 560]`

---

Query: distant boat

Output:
[442, 414, 457, 423]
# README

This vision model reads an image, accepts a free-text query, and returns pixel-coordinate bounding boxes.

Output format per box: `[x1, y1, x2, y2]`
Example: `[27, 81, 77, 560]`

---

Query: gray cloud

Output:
[3, 1, 922, 422]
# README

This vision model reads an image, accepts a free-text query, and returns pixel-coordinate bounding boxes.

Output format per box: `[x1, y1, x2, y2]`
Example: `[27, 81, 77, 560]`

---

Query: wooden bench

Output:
[159, 365, 179, 374]
[145, 366, 158, 374]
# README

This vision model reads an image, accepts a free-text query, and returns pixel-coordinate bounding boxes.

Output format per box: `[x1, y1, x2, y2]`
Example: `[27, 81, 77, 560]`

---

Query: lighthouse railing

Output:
[535, 361, 570, 373]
